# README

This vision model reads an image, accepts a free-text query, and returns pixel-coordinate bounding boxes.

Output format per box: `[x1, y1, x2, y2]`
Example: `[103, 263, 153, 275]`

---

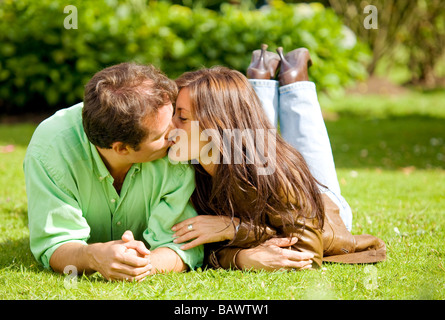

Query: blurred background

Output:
[1, 0, 444, 113]
[0, 0, 444, 169]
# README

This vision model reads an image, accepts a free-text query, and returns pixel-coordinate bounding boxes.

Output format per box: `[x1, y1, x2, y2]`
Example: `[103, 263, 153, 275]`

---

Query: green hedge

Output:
[0, 0, 370, 113]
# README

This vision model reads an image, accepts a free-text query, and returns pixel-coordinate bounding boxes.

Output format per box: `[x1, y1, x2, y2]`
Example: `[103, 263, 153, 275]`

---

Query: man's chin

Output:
[167, 148, 190, 163]
[144, 150, 169, 163]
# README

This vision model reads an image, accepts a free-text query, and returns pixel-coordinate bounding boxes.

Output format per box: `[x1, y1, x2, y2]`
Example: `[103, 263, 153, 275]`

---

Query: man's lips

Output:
[168, 134, 177, 146]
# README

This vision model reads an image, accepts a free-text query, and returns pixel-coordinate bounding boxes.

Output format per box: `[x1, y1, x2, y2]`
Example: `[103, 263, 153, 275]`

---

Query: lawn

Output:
[0, 89, 444, 300]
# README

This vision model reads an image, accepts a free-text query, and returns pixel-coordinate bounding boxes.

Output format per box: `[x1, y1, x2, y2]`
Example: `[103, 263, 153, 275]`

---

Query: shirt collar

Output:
[89, 142, 142, 181]
[89, 142, 112, 182]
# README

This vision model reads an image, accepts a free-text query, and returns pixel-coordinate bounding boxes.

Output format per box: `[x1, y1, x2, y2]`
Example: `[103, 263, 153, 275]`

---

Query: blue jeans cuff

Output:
[248, 79, 279, 88]
[279, 81, 315, 95]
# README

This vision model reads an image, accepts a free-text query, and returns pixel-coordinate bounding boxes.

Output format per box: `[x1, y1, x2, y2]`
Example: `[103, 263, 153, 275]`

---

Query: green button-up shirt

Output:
[23, 103, 203, 270]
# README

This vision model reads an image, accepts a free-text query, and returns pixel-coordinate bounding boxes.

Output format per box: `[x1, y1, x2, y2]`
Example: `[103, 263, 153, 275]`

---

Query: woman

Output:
[169, 45, 386, 270]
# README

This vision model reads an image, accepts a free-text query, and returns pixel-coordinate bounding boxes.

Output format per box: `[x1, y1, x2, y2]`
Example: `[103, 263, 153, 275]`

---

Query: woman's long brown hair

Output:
[175, 66, 325, 245]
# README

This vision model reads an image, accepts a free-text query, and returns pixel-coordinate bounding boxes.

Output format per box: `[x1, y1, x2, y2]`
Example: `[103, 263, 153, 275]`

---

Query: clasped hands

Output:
[90, 230, 152, 282]
[172, 215, 314, 271]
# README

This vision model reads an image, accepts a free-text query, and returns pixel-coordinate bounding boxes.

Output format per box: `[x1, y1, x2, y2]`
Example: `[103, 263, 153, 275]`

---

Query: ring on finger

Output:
[187, 224, 193, 231]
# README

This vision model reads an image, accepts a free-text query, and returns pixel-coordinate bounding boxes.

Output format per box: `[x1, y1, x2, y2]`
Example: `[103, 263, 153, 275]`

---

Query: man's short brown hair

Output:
[83, 62, 177, 150]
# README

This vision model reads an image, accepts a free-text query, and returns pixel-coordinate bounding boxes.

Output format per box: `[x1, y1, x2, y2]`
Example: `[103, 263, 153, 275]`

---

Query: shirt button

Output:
[116, 221, 122, 226]
[110, 199, 116, 203]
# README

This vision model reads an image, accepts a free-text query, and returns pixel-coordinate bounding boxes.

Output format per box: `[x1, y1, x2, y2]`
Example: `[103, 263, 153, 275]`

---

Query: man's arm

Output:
[49, 242, 94, 275]
[50, 233, 152, 281]
[24, 152, 154, 282]
[147, 247, 188, 274]
[122, 230, 187, 275]
[142, 163, 204, 272]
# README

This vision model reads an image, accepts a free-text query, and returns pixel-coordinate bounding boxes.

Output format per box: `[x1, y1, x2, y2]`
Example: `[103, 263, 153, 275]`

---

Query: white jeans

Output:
[249, 79, 353, 231]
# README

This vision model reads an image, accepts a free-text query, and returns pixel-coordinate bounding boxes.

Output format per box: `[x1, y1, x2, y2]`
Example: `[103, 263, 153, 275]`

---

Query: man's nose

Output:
[165, 120, 176, 141]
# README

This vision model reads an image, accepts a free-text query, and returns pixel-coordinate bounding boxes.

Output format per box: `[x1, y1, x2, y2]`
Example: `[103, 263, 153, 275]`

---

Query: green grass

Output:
[1, 89, 445, 300]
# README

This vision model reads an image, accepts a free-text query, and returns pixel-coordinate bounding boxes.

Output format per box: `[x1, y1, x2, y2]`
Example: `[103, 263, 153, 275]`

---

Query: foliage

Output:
[0, 0, 370, 113]
[329, 0, 445, 87]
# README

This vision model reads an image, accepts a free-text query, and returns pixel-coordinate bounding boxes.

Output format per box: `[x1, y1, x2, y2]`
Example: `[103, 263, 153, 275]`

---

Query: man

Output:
[24, 63, 203, 281]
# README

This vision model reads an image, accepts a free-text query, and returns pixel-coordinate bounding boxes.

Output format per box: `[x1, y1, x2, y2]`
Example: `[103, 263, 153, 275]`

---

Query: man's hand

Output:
[49, 231, 152, 282]
[123, 230, 188, 275]
[235, 237, 314, 271]
[87, 230, 152, 281]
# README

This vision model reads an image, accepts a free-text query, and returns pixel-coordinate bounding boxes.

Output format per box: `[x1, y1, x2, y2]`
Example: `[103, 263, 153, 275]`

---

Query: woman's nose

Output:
[165, 121, 177, 141]
[171, 114, 181, 128]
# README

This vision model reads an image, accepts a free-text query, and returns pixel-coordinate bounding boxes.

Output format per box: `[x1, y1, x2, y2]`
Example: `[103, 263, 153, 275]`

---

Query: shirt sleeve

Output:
[24, 153, 90, 269]
[143, 165, 203, 270]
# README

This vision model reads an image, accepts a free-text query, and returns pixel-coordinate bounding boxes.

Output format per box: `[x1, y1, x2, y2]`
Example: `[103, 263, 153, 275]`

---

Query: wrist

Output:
[234, 248, 245, 270]
[83, 243, 100, 272]
[226, 217, 241, 241]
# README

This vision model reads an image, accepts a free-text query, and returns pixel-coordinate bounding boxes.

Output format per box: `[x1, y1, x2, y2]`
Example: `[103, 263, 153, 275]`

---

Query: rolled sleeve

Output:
[24, 154, 90, 269]
[144, 200, 203, 270]
[143, 165, 203, 270]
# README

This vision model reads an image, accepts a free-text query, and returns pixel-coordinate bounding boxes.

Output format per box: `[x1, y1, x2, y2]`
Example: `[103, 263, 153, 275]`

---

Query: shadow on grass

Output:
[325, 114, 445, 169]
[0, 237, 42, 271]
[0, 237, 110, 283]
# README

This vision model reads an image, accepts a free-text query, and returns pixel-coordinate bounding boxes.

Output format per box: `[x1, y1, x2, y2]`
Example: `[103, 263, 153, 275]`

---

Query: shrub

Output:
[0, 0, 370, 113]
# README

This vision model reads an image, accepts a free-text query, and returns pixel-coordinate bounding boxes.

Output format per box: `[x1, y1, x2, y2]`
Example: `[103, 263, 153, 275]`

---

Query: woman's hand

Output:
[172, 215, 240, 250]
[235, 237, 314, 271]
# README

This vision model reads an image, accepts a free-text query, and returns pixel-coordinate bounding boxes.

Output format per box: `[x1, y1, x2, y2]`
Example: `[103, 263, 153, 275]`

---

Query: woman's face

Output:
[169, 87, 205, 162]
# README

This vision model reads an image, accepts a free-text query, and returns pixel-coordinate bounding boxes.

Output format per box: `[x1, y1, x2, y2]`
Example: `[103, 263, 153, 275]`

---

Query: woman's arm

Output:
[172, 215, 318, 271]
[171, 215, 240, 250]
[208, 237, 314, 271]
[172, 190, 324, 271]
[171, 215, 275, 250]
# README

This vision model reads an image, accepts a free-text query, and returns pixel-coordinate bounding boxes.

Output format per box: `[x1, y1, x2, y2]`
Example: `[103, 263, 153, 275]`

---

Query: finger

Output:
[125, 248, 151, 262]
[135, 267, 153, 282]
[121, 251, 150, 268]
[112, 260, 152, 277]
[173, 231, 199, 244]
[172, 227, 190, 238]
[264, 237, 298, 248]
[121, 230, 135, 242]
[172, 222, 198, 237]
[109, 263, 152, 282]
[300, 264, 314, 270]
[123, 240, 150, 256]
[282, 249, 314, 261]
[179, 238, 205, 250]
[125, 248, 139, 257]
[282, 259, 313, 270]
[171, 217, 196, 232]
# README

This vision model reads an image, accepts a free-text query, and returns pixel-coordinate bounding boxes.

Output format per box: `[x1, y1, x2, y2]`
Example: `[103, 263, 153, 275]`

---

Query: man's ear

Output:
[111, 142, 130, 155]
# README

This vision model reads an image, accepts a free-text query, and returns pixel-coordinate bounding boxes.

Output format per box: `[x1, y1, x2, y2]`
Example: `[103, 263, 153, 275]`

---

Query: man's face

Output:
[127, 102, 175, 163]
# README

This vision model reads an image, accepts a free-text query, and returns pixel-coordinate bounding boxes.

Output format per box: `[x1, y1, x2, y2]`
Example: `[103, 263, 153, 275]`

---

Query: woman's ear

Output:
[111, 141, 130, 155]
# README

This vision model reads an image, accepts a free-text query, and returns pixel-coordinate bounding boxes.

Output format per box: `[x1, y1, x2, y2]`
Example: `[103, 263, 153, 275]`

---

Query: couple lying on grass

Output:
[24, 44, 385, 282]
